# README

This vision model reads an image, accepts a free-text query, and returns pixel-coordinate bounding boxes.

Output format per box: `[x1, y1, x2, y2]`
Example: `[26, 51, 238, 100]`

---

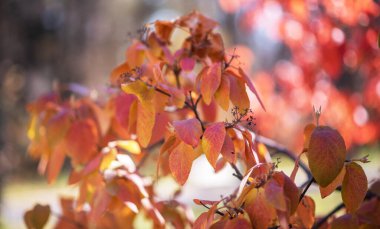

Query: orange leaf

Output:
[214, 74, 230, 111]
[296, 196, 315, 229]
[137, 101, 156, 147]
[224, 217, 251, 228]
[173, 118, 203, 147]
[47, 141, 66, 183]
[169, 142, 196, 185]
[65, 119, 99, 164]
[155, 20, 174, 42]
[220, 135, 236, 164]
[121, 80, 154, 102]
[202, 122, 226, 169]
[307, 126, 346, 187]
[24, 204, 50, 229]
[244, 188, 277, 229]
[110, 62, 130, 85]
[303, 123, 316, 149]
[201, 63, 222, 105]
[238, 67, 266, 111]
[320, 166, 346, 198]
[193, 203, 218, 229]
[227, 72, 250, 109]
[342, 162, 368, 213]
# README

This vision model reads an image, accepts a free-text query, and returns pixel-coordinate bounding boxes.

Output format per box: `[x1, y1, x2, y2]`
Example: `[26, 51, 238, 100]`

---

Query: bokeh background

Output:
[1, 0, 379, 228]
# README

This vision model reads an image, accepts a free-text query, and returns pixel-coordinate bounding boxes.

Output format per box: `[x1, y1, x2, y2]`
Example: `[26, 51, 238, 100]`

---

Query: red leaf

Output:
[65, 119, 99, 164]
[307, 126, 347, 187]
[330, 214, 359, 229]
[173, 118, 203, 147]
[342, 162, 368, 213]
[202, 122, 226, 169]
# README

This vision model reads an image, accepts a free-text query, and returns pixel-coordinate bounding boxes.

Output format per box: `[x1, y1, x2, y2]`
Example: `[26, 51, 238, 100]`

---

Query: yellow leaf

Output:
[108, 140, 141, 154]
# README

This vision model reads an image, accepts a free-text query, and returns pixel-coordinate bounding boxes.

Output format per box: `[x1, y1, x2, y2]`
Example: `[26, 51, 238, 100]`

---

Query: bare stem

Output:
[299, 177, 315, 203]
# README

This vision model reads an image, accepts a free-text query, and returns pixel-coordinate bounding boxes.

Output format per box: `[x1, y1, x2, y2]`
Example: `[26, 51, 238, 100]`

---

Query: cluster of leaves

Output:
[219, 0, 380, 149]
[25, 11, 378, 229]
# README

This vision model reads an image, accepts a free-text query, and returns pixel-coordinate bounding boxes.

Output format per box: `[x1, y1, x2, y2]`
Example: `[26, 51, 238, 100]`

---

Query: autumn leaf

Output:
[47, 141, 66, 183]
[227, 72, 250, 109]
[200, 63, 222, 105]
[244, 188, 277, 229]
[320, 166, 346, 198]
[224, 217, 251, 228]
[155, 20, 174, 43]
[136, 101, 156, 147]
[307, 126, 346, 187]
[65, 119, 99, 164]
[24, 204, 51, 229]
[342, 162, 368, 213]
[220, 134, 236, 164]
[303, 123, 316, 149]
[169, 142, 197, 185]
[121, 80, 154, 102]
[202, 122, 226, 169]
[180, 57, 195, 72]
[108, 140, 141, 154]
[173, 118, 203, 147]
[121, 80, 156, 147]
[296, 195, 315, 229]
[238, 67, 266, 111]
[193, 203, 217, 229]
[214, 75, 230, 111]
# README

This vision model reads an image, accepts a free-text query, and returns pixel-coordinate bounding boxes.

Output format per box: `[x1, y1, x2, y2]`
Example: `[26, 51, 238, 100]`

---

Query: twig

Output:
[255, 135, 312, 180]
[188, 92, 205, 131]
[199, 201, 225, 216]
[299, 177, 315, 203]
[230, 163, 244, 180]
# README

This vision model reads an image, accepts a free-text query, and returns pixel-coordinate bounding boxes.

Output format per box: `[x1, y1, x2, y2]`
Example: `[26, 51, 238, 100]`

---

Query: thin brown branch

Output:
[230, 163, 244, 180]
[255, 135, 312, 180]
[299, 177, 315, 203]
[199, 201, 225, 216]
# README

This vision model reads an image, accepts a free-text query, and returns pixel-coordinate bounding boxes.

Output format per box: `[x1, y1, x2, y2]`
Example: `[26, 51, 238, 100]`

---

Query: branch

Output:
[255, 135, 312, 180]
[299, 177, 315, 203]
[230, 163, 244, 180]
[199, 201, 225, 216]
